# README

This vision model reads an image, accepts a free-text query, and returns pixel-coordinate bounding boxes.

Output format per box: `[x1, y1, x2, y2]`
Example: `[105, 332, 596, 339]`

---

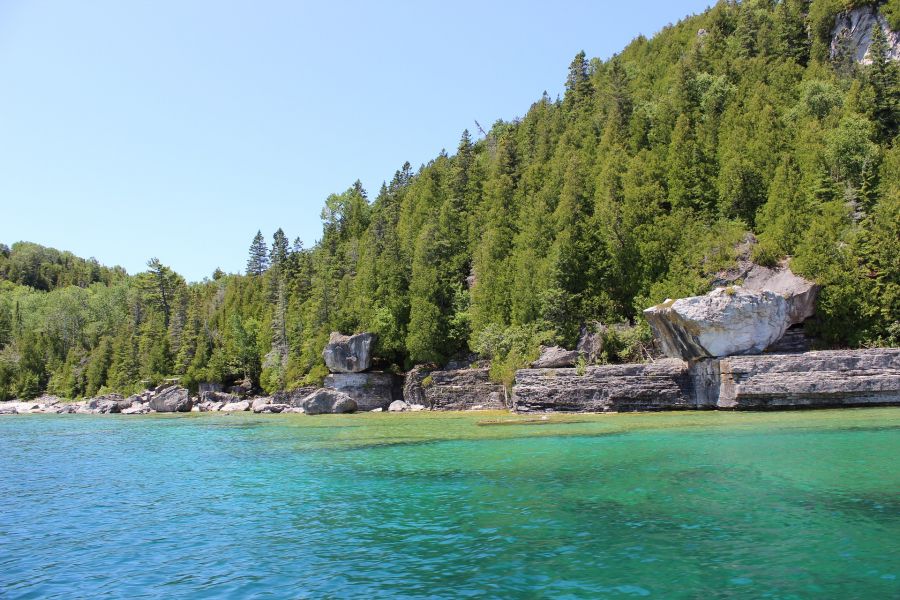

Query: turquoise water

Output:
[1, 410, 898, 599]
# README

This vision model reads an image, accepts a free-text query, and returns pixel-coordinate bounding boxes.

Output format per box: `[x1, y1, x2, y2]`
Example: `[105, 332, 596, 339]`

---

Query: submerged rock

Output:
[149, 386, 193, 413]
[531, 346, 579, 368]
[300, 389, 357, 415]
[322, 332, 376, 373]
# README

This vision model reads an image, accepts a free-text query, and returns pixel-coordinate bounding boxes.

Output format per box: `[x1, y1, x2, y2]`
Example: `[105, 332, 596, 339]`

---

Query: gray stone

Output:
[403, 367, 507, 411]
[322, 332, 376, 373]
[577, 323, 605, 364]
[644, 287, 791, 361]
[513, 360, 699, 412]
[716, 349, 900, 409]
[531, 346, 580, 368]
[200, 391, 240, 404]
[742, 263, 820, 326]
[388, 400, 409, 412]
[258, 403, 291, 414]
[221, 400, 251, 412]
[251, 397, 272, 413]
[149, 386, 193, 413]
[273, 387, 318, 407]
[830, 5, 899, 65]
[197, 401, 224, 412]
[300, 389, 357, 415]
[323, 372, 396, 411]
[409, 404, 426, 411]
[121, 403, 151, 415]
[370, 407, 383, 412]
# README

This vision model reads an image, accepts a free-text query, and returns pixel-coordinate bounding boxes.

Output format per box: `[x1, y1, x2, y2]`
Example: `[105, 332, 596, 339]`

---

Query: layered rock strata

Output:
[323, 372, 397, 411]
[404, 367, 507, 411]
[716, 349, 900, 409]
[513, 360, 700, 412]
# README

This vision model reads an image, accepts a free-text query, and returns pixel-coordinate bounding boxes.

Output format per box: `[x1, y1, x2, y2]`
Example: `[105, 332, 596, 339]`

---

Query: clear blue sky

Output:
[0, 1, 712, 282]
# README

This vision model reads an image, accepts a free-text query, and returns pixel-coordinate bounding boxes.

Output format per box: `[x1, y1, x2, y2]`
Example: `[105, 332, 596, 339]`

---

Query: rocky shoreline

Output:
[2, 347, 898, 416]
[3, 266, 899, 416]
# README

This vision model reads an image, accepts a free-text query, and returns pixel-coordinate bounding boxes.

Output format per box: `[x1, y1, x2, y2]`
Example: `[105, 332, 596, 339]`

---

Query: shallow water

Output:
[1, 409, 898, 599]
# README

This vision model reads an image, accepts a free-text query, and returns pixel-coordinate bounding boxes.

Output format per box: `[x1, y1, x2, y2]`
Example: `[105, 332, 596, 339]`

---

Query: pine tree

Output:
[270, 228, 289, 270]
[246, 230, 269, 276]
[867, 23, 899, 141]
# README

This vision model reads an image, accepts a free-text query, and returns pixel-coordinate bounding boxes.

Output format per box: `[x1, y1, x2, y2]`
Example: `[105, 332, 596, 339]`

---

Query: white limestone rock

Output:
[644, 287, 791, 360]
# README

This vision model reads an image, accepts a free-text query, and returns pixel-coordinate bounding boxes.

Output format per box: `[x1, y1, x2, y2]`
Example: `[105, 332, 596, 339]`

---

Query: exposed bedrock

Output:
[322, 332, 376, 373]
[404, 366, 507, 411]
[531, 345, 580, 368]
[716, 349, 900, 409]
[323, 372, 397, 411]
[513, 359, 706, 413]
[511, 349, 900, 413]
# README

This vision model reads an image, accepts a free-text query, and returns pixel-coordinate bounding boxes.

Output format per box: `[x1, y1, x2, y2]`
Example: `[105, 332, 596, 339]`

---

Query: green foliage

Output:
[472, 323, 554, 388]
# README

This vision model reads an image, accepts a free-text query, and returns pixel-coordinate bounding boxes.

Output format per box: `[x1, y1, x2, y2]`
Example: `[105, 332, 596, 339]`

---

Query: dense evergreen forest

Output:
[2, 0, 898, 400]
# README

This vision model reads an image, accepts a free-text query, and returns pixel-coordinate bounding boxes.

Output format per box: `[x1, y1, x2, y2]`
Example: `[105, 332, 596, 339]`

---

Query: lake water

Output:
[1, 409, 898, 598]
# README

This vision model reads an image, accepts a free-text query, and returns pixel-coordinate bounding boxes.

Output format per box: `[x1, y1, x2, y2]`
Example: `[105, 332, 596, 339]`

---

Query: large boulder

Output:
[531, 345, 579, 368]
[644, 287, 792, 361]
[322, 332, 376, 373]
[403, 367, 507, 411]
[300, 389, 358, 415]
[149, 386, 193, 413]
[576, 323, 605, 364]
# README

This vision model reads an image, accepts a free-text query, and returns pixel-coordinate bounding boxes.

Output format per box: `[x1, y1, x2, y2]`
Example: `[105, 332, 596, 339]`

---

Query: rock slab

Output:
[322, 332, 376, 373]
[404, 367, 507, 411]
[531, 346, 580, 368]
[513, 360, 700, 412]
[716, 349, 900, 409]
[323, 372, 396, 411]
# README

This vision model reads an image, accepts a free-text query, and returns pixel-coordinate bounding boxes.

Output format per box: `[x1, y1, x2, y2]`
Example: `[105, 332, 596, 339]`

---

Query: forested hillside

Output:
[1, 0, 898, 400]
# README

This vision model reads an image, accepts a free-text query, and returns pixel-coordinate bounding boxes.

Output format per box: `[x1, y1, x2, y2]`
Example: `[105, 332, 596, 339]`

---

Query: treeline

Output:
[1, 0, 898, 400]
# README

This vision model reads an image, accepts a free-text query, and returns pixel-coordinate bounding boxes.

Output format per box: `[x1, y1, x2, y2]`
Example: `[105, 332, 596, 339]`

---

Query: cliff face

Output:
[511, 349, 900, 412]
[831, 5, 899, 64]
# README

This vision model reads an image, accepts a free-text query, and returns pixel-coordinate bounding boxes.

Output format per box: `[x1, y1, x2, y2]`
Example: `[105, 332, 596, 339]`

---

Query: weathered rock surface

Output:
[577, 323, 605, 364]
[323, 372, 396, 411]
[273, 387, 318, 407]
[322, 332, 376, 373]
[221, 400, 251, 412]
[300, 389, 357, 415]
[513, 360, 700, 412]
[121, 403, 151, 415]
[644, 287, 791, 360]
[149, 386, 193, 413]
[197, 401, 223, 412]
[742, 263, 820, 326]
[716, 349, 900, 409]
[257, 403, 291, 414]
[89, 394, 133, 414]
[251, 397, 272, 412]
[831, 5, 899, 65]
[403, 367, 507, 411]
[531, 346, 580, 368]
[200, 391, 240, 405]
[388, 400, 409, 412]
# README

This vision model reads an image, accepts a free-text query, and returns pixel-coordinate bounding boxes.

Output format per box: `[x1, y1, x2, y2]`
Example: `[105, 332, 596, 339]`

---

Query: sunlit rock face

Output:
[831, 5, 899, 65]
[322, 332, 376, 373]
[644, 288, 791, 361]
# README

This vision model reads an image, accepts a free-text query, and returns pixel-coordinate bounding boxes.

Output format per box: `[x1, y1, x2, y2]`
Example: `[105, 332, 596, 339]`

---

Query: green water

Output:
[1, 409, 898, 598]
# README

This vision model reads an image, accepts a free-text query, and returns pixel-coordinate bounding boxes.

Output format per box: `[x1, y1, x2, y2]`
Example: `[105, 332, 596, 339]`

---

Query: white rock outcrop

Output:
[644, 287, 791, 360]
[831, 5, 899, 64]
